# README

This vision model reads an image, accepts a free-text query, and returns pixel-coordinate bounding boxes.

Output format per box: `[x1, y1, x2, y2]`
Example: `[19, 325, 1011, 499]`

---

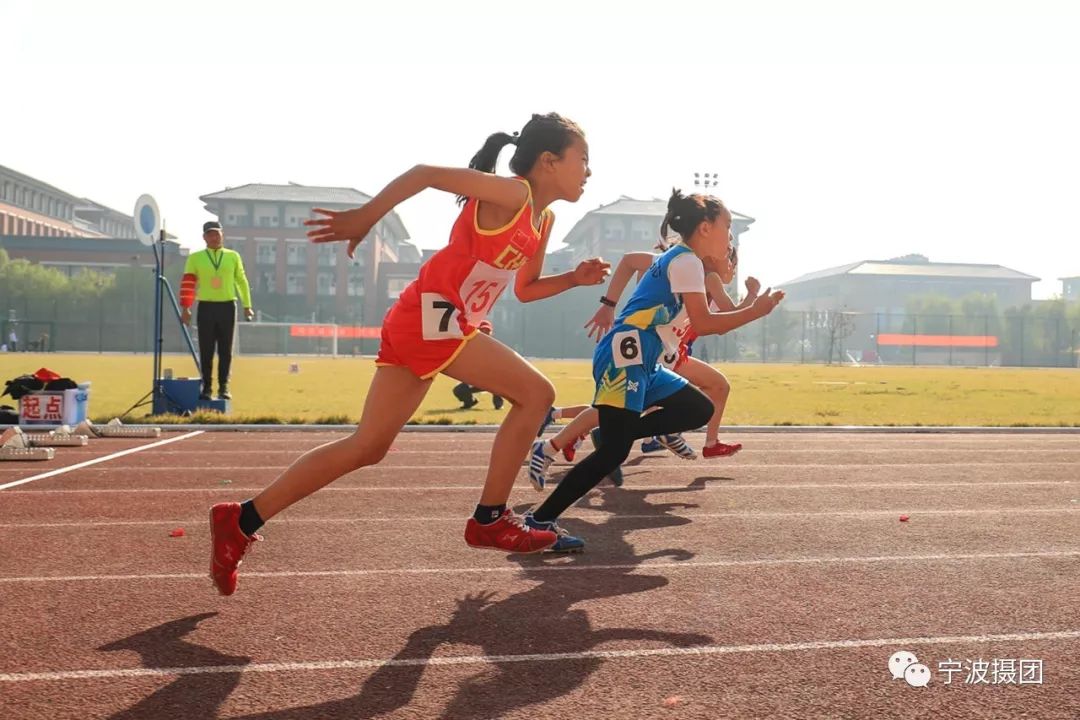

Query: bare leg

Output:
[677, 357, 730, 447]
[251, 365, 432, 521]
[555, 404, 591, 421]
[443, 333, 555, 506]
[550, 407, 599, 450]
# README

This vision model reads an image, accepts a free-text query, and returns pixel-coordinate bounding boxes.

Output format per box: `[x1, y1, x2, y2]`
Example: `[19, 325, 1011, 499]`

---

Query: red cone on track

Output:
[899, 515, 910, 522]
[169, 528, 186, 537]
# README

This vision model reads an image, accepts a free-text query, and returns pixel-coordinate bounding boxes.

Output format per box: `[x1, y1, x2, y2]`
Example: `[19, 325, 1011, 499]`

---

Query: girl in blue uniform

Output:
[524, 189, 784, 552]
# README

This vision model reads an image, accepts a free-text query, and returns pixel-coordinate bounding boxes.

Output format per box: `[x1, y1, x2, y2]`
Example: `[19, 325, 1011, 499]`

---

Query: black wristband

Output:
[599, 296, 616, 308]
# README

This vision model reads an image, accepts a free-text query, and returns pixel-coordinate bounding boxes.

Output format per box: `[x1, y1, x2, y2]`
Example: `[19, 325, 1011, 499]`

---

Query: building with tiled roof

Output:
[200, 182, 416, 323]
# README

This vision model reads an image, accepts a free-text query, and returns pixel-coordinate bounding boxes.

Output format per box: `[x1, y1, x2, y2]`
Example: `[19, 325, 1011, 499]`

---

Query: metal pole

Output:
[761, 315, 767, 363]
[1020, 315, 1025, 367]
[160, 277, 199, 369]
[912, 315, 917, 365]
[1055, 318, 1062, 367]
[132, 257, 138, 353]
[948, 314, 953, 366]
[800, 312, 806, 364]
[875, 312, 880, 362]
[152, 237, 163, 409]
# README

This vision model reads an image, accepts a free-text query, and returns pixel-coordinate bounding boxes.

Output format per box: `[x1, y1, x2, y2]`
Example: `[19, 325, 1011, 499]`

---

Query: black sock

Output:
[238, 500, 264, 536]
[473, 503, 506, 524]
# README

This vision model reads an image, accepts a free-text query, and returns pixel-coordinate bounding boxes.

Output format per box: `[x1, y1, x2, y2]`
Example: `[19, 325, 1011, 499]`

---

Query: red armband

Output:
[179, 273, 197, 308]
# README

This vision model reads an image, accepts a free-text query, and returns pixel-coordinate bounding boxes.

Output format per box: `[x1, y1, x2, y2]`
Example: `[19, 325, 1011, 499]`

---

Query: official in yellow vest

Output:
[180, 221, 255, 400]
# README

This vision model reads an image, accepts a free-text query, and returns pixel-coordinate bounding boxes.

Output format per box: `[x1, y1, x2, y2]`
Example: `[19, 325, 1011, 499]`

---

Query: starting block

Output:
[25, 432, 88, 447]
[74, 419, 162, 439]
[0, 446, 55, 461]
[1, 427, 70, 459]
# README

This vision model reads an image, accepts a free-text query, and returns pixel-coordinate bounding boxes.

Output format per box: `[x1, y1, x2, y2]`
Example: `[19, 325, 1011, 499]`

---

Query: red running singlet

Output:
[376, 179, 550, 379]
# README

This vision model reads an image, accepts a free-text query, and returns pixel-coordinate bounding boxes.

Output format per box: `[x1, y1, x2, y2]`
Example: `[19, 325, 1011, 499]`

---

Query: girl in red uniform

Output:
[208, 113, 609, 595]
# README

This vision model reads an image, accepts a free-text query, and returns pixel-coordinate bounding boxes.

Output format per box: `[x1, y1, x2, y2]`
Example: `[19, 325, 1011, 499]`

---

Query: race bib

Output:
[660, 349, 679, 370]
[420, 293, 464, 340]
[655, 307, 690, 355]
[612, 329, 644, 368]
[459, 261, 512, 326]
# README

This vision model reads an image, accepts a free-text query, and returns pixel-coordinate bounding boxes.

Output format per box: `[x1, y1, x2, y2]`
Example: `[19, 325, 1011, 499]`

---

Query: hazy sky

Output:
[6, 0, 1079, 297]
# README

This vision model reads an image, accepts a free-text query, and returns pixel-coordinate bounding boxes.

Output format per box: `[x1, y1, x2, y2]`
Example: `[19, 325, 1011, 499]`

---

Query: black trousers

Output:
[453, 381, 504, 409]
[197, 301, 236, 389]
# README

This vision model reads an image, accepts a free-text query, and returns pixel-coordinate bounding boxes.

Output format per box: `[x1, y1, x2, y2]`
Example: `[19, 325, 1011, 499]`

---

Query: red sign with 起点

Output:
[20, 393, 65, 424]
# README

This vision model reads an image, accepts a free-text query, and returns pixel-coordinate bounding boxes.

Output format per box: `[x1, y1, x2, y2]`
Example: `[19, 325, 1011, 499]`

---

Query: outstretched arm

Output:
[705, 272, 735, 312]
[306, 166, 531, 258]
[584, 252, 656, 341]
[683, 288, 785, 337]
[515, 211, 610, 302]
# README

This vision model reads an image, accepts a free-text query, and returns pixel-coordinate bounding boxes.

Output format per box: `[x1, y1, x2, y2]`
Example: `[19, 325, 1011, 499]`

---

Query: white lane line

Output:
[3, 628, 1079, 682]
[2, 507, 1080, 524]
[2, 550, 1078, 584]
[1, 480, 1075, 495]
[2, 507, 1079, 529]
[2, 474, 1071, 492]
[0, 432, 205, 492]
[0, 462, 1075, 479]
[45, 447, 1080, 455]
[2, 462, 1080, 479]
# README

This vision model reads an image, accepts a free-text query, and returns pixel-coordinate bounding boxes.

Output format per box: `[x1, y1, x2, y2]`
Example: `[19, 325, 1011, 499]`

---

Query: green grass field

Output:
[2, 353, 1079, 426]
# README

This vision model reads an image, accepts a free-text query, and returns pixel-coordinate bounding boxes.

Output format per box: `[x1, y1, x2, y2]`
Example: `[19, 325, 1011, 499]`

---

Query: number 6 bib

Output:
[612, 329, 644, 368]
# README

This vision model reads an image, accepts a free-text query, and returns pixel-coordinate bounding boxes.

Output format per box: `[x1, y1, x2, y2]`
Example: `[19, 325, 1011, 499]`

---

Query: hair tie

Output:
[509, 131, 520, 145]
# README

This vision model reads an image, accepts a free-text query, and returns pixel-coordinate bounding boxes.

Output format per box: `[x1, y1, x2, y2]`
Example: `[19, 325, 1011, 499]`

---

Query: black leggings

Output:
[531, 384, 714, 522]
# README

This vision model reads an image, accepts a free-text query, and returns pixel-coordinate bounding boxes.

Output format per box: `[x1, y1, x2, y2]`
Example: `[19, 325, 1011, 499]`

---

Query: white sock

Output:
[543, 440, 558, 457]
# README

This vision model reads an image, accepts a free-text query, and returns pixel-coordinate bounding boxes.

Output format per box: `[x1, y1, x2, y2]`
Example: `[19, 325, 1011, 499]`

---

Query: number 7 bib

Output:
[421, 293, 464, 340]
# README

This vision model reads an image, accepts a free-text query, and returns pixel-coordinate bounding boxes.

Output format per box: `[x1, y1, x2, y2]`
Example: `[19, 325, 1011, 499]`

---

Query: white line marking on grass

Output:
[2, 628, 1079, 682]
[2, 550, 1077, 584]
[0, 432, 205, 491]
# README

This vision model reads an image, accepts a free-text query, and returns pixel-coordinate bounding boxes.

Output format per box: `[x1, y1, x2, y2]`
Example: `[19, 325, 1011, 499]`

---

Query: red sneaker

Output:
[562, 435, 586, 462]
[702, 442, 743, 458]
[209, 503, 260, 596]
[464, 509, 557, 553]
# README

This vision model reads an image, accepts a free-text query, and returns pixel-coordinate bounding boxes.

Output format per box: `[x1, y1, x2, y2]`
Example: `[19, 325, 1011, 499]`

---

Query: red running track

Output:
[0, 430, 1078, 719]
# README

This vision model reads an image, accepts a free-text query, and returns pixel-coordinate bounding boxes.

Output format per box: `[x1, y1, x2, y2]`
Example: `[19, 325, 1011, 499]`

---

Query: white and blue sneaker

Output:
[528, 440, 555, 491]
[523, 511, 585, 553]
[657, 433, 697, 460]
[536, 407, 557, 437]
[640, 437, 664, 454]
